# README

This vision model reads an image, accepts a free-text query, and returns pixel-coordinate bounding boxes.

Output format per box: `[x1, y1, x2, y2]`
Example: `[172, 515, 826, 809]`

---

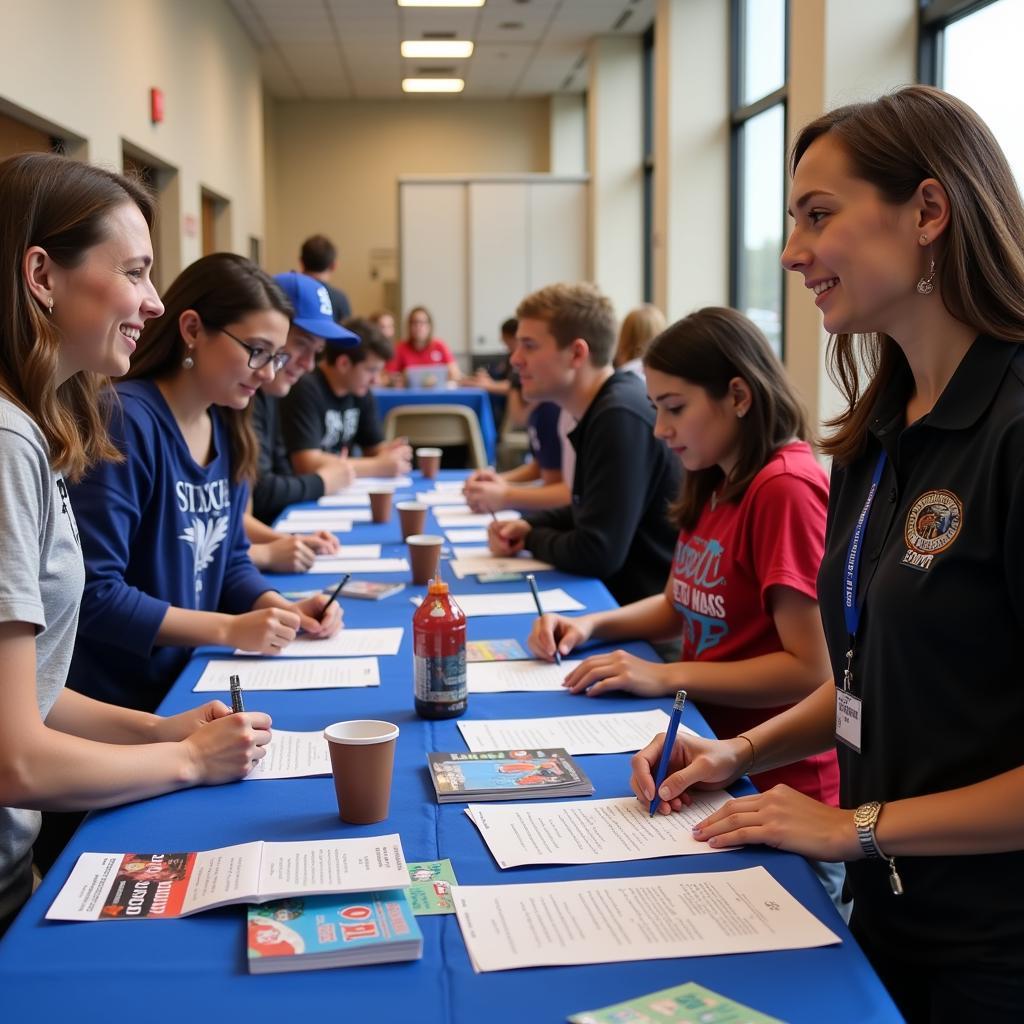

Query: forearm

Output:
[351, 456, 395, 478]
[247, 543, 273, 570]
[245, 513, 279, 544]
[500, 463, 539, 484]
[734, 680, 837, 774]
[876, 767, 1024, 856]
[45, 688, 163, 745]
[291, 449, 335, 474]
[3, 725, 195, 810]
[156, 605, 234, 647]
[504, 482, 570, 512]
[587, 594, 680, 645]
[667, 650, 831, 709]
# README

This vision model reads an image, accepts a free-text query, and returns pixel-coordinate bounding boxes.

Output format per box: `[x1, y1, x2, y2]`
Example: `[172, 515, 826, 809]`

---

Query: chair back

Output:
[383, 404, 488, 468]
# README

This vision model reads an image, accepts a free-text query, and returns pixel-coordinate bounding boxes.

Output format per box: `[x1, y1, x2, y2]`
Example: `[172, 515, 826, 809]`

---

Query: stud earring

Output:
[917, 255, 936, 295]
[919, 234, 928, 245]
[182, 349, 195, 370]
[47, 297, 54, 315]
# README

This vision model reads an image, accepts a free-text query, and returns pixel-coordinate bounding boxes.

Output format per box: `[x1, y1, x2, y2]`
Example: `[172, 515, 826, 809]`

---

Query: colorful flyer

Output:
[406, 859, 459, 916]
[569, 981, 787, 1024]
[465, 638, 530, 662]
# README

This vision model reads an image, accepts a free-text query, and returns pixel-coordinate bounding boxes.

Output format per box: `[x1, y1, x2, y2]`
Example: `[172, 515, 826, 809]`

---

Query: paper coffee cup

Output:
[368, 489, 394, 524]
[396, 501, 427, 540]
[407, 533, 443, 585]
[416, 446, 442, 479]
[323, 720, 399, 825]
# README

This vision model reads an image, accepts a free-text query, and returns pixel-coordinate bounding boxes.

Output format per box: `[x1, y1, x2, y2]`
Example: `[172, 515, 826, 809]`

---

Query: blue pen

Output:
[650, 689, 687, 817]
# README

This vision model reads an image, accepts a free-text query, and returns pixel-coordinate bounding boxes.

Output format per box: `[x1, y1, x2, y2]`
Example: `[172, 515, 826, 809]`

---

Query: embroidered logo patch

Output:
[901, 489, 962, 571]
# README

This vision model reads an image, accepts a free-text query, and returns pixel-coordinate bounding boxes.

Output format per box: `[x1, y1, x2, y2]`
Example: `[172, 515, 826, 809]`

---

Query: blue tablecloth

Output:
[0, 472, 900, 1023]
[374, 387, 498, 465]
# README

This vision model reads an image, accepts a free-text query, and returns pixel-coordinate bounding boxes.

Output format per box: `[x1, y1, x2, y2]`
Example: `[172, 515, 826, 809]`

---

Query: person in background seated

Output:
[245, 271, 361, 571]
[464, 401, 570, 513]
[466, 318, 528, 429]
[368, 309, 396, 343]
[0, 155, 271, 936]
[281, 317, 412, 479]
[614, 304, 667, 378]
[386, 306, 459, 385]
[68, 253, 342, 714]
[298, 233, 350, 323]
[488, 282, 680, 605]
[528, 307, 843, 911]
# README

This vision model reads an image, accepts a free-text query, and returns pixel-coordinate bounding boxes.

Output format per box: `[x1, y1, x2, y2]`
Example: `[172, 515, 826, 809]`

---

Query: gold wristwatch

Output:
[853, 800, 904, 895]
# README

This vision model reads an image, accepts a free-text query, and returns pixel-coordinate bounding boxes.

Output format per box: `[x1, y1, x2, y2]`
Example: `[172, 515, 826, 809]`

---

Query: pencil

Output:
[650, 689, 687, 817]
[229, 673, 245, 714]
[320, 573, 351, 622]
[526, 573, 561, 666]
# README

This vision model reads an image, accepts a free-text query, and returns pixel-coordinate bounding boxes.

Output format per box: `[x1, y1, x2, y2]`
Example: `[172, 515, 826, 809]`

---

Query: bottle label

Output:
[414, 651, 467, 703]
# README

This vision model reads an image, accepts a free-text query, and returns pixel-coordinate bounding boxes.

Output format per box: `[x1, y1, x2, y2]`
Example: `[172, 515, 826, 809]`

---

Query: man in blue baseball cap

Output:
[248, 272, 359, 530]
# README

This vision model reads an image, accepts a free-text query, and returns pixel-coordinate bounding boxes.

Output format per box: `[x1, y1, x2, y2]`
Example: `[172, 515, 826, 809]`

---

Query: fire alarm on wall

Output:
[150, 88, 164, 125]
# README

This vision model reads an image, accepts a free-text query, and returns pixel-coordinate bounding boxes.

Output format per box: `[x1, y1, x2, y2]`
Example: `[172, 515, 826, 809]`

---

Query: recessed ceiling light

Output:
[397, 1, 485, 8]
[401, 40, 474, 58]
[402, 78, 466, 93]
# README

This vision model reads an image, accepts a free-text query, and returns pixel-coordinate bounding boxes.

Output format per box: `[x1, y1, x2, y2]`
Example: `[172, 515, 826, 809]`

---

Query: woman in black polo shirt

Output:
[630, 85, 1024, 1022]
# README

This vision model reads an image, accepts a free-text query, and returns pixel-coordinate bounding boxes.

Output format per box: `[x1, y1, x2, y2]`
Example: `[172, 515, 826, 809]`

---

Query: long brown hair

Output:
[614, 304, 667, 367]
[791, 85, 1024, 465]
[0, 153, 154, 481]
[644, 307, 810, 531]
[126, 253, 292, 482]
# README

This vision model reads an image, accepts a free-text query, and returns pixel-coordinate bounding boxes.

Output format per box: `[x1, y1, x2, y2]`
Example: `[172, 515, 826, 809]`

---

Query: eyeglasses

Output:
[213, 325, 291, 372]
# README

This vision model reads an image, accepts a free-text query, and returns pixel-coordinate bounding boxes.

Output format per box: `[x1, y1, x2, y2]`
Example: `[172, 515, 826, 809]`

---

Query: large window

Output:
[730, 0, 788, 356]
[921, 0, 1024, 188]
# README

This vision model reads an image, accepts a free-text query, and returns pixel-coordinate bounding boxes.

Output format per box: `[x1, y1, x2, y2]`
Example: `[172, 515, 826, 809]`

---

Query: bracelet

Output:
[736, 733, 757, 773]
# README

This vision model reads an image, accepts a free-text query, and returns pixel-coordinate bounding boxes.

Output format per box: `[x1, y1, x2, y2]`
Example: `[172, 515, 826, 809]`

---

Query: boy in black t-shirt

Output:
[280, 318, 412, 479]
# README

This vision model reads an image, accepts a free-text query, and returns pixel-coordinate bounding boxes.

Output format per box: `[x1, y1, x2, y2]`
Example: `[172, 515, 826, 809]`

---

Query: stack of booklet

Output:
[247, 890, 423, 974]
[427, 748, 594, 803]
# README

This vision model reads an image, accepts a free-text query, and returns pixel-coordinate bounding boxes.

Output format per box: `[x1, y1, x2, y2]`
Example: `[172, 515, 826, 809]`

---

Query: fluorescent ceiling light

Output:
[401, 40, 474, 58]
[402, 78, 466, 93]
[397, 1, 485, 7]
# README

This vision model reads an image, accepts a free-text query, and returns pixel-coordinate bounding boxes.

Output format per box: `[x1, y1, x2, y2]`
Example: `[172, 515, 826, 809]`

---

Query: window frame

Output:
[728, 0, 789, 357]
[642, 23, 655, 304]
[919, 0, 1001, 84]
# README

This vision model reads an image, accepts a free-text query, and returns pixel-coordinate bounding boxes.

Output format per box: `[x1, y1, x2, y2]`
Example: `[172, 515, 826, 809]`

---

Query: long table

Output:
[0, 472, 901, 1023]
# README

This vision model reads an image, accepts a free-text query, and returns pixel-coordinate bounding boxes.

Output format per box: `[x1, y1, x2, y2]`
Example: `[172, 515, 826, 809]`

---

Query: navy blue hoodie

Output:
[68, 380, 271, 711]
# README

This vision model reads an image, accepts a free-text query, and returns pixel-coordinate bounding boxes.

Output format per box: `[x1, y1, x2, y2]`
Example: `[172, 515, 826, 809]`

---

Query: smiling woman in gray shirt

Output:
[0, 153, 273, 936]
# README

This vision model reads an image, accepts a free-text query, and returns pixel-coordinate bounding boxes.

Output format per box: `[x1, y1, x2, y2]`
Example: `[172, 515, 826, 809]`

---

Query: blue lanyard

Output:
[843, 450, 888, 638]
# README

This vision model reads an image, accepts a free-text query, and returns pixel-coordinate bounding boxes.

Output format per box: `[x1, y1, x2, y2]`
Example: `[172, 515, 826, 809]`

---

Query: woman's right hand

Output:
[183, 710, 272, 785]
[527, 613, 593, 661]
[227, 608, 300, 653]
[630, 733, 750, 815]
[318, 458, 356, 494]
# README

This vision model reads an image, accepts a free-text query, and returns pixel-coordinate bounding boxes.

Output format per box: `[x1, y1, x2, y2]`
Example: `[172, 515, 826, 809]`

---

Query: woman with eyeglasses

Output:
[67, 253, 342, 714]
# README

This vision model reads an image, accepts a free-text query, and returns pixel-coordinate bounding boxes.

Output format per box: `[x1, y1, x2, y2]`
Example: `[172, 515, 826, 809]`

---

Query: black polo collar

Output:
[869, 334, 1020, 440]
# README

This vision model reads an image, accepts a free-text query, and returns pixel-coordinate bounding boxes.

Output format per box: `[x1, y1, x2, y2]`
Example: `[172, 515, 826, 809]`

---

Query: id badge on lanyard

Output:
[837, 450, 887, 753]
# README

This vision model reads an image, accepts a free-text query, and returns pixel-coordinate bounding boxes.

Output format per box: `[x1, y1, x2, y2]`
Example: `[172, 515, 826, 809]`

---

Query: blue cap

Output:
[273, 272, 358, 345]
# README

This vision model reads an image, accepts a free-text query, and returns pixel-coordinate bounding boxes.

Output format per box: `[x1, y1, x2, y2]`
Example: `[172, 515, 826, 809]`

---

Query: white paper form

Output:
[411, 588, 584, 619]
[467, 659, 583, 693]
[313, 545, 381, 561]
[307, 557, 410, 575]
[195, 656, 384, 690]
[450, 556, 555, 579]
[340, 476, 413, 491]
[465, 794, 733, 867]
[435, 510, 519, 528]
[244, 730, 331, 780]
[453, 865, 841, 972]
[457, 708, 674, 755]
[283, 507, 373, 523]
[277, 519, 352, 534]
[316, 493, 371, 507]
[234, 630, 401, 659]
[415, 493, 471, 507]
[444, 528, 489, 543]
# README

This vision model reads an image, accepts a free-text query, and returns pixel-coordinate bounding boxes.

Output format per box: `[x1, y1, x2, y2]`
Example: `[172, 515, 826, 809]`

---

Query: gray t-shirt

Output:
[0, 398, 84, 922]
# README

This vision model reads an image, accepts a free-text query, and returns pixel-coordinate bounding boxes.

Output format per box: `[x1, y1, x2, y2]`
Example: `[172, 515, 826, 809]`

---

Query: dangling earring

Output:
[917, 234, 936, 295]
[46, 297, 54, 315]
[182, 348, 195, 370]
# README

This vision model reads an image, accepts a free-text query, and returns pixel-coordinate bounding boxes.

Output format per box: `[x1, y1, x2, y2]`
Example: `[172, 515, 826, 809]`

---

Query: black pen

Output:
[229, 673, 245, 714]
[526, 573, 561, 666]
[320, 573, 351, 622]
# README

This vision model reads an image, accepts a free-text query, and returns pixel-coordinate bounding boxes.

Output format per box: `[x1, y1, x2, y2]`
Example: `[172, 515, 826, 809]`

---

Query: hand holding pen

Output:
[650, 689, 687, 816]
[526, 573, 560, 666]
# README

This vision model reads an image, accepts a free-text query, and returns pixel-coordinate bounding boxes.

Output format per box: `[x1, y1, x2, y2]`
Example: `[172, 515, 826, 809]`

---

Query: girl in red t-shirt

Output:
[528, 306, 844, 907]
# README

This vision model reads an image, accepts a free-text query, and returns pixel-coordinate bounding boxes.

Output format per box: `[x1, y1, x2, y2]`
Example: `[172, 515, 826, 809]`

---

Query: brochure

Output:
[407, 859, 459, 916]
[569, 981, 788, 1023]
[428, 748, 593, 803]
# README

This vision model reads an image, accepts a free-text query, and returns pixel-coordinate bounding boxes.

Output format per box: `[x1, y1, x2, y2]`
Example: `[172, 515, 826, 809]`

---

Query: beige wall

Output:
[264, 99, 552, 317]
[0, 0, 264, 278]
